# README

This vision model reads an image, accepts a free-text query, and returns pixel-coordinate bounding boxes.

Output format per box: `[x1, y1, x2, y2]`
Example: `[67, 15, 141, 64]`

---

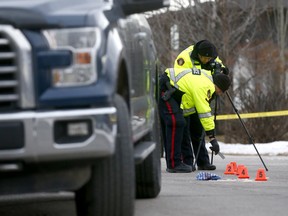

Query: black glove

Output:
[161, 87, 175, 101]
[221, 67, 229, 75]
[209, 139, 220, 154]
[159, 73, 170, 87]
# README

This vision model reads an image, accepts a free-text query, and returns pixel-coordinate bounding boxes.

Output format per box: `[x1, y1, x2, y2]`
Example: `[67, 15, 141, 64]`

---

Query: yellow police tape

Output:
[216, 110, 288, 120]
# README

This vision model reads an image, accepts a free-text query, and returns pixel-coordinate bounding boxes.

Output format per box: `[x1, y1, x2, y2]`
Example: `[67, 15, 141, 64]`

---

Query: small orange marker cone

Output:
[255, 168, 267, 181]
[230, 161, 238, 174]
[236, 164, 244, 175]
[224, 163, 235, 175]
[238, 166, 250, 179]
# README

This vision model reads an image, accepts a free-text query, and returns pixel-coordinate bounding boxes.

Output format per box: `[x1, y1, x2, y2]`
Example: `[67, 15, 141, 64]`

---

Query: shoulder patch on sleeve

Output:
[177, 58, 185, 66]
[205, 89, 212, 102]
[207, 89, 211, 99]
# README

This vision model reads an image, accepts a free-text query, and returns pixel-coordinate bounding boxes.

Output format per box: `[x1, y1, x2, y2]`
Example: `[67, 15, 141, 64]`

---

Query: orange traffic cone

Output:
[224, 163, 235, 175]
[238, 166, 249, 179]
[230, 161, 238, 174]
[255, 168, 267, 181]
[236, 164, 244, 175]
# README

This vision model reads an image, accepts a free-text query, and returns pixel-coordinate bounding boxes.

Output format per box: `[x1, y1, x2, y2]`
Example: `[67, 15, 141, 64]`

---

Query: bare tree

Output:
[272, 0, 288, 94]
[148, 0, 265, 66]
[148, 0, 288, 143]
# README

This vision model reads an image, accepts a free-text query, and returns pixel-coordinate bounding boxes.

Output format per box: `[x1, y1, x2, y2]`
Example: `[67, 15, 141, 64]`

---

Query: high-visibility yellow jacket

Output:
[174, 45, 224, 70]
[165, 68, 215, 132]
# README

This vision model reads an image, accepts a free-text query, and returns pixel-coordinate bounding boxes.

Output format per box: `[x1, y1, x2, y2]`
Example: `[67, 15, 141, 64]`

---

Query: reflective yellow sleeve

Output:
[181, 94, 196, 117]
[215, 57, 225, 67]
[200, 115, 215, 131]
[174, 46, 193, 69]
[191, 87, 215, 131]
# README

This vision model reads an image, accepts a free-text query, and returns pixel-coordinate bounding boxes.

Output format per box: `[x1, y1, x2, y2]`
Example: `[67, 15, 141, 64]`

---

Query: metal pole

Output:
[192, 131, 205, 171]
[211, 151, 214, 165]
[211, 95, 218, 165]
[210, 95, 226, 161]
[226, 92, 268, 171]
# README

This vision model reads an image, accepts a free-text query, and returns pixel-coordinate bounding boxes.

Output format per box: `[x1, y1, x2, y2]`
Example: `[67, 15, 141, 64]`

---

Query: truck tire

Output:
[135, 105, 161, 198]
[75, 94, 135, 216]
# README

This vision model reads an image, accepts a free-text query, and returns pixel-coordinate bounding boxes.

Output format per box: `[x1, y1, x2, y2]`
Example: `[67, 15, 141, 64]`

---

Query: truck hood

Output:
[0, 0, 110, 29]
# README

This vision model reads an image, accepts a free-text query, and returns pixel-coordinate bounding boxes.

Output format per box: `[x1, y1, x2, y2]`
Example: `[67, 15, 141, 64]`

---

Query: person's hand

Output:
[221, 67, 229, 75]
[209, 139, 220, 154]
[159, 73, 170, 87]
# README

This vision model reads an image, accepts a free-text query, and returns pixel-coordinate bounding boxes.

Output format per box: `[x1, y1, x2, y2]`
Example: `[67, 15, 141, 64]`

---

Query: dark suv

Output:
[0, 0, 168, 215]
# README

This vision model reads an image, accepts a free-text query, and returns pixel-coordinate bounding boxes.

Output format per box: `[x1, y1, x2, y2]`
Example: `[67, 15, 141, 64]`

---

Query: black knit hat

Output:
[198, 40, 217, 57]
[213, 73, 231, 92]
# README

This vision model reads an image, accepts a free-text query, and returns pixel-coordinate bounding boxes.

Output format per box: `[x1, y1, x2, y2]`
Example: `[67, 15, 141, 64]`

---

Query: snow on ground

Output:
[212, 141, 288, 156]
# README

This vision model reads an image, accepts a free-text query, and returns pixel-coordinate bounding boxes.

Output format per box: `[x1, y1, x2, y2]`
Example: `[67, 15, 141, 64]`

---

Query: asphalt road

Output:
[135, 155, 288, 216]
[0, 155, 287, 216]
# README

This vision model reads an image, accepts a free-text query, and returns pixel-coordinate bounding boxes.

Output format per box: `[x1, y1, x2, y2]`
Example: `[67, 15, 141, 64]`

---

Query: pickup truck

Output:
[0, 0, 168, 215]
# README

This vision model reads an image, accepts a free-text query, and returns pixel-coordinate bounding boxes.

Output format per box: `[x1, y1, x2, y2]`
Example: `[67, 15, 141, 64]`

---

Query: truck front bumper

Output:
[0, 107, 117, 166]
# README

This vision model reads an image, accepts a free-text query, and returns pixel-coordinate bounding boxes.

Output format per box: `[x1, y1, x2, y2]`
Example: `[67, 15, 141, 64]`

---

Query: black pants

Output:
[158, 93, 187, 169]
[180, 118, 194, 166]
[186, 113, 210, 166]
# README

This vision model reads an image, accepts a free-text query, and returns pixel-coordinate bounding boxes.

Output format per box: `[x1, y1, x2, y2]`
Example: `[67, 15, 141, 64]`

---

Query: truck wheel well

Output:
[117, 61, 130, 110]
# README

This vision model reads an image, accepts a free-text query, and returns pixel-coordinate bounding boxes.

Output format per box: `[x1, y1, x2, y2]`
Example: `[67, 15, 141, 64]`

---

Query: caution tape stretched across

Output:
[216, 110, 288, 120]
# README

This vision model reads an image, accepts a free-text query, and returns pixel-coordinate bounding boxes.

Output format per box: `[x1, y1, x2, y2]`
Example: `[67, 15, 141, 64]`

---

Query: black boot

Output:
[197, 164, 216, 170]
[166, 162, 193, 173]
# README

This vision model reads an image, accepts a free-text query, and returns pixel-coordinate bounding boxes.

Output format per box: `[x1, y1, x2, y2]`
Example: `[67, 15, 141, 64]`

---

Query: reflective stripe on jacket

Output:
[165, 68, 215, 132]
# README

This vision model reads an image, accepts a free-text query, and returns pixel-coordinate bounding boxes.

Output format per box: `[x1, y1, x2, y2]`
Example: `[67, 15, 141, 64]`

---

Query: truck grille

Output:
[0, 25, 35, 110]
[0, 32, 19, 110]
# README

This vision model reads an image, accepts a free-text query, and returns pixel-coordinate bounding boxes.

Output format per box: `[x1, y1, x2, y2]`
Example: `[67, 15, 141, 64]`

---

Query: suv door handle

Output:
[134, 32, 147, 40]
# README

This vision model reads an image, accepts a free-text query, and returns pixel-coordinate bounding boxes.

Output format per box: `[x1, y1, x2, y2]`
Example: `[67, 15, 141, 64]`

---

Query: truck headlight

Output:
[43, 28, 101, 87]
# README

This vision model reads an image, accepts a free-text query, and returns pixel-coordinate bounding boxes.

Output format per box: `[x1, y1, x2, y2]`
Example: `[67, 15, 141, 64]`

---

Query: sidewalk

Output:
[216, 141, 288, 156]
